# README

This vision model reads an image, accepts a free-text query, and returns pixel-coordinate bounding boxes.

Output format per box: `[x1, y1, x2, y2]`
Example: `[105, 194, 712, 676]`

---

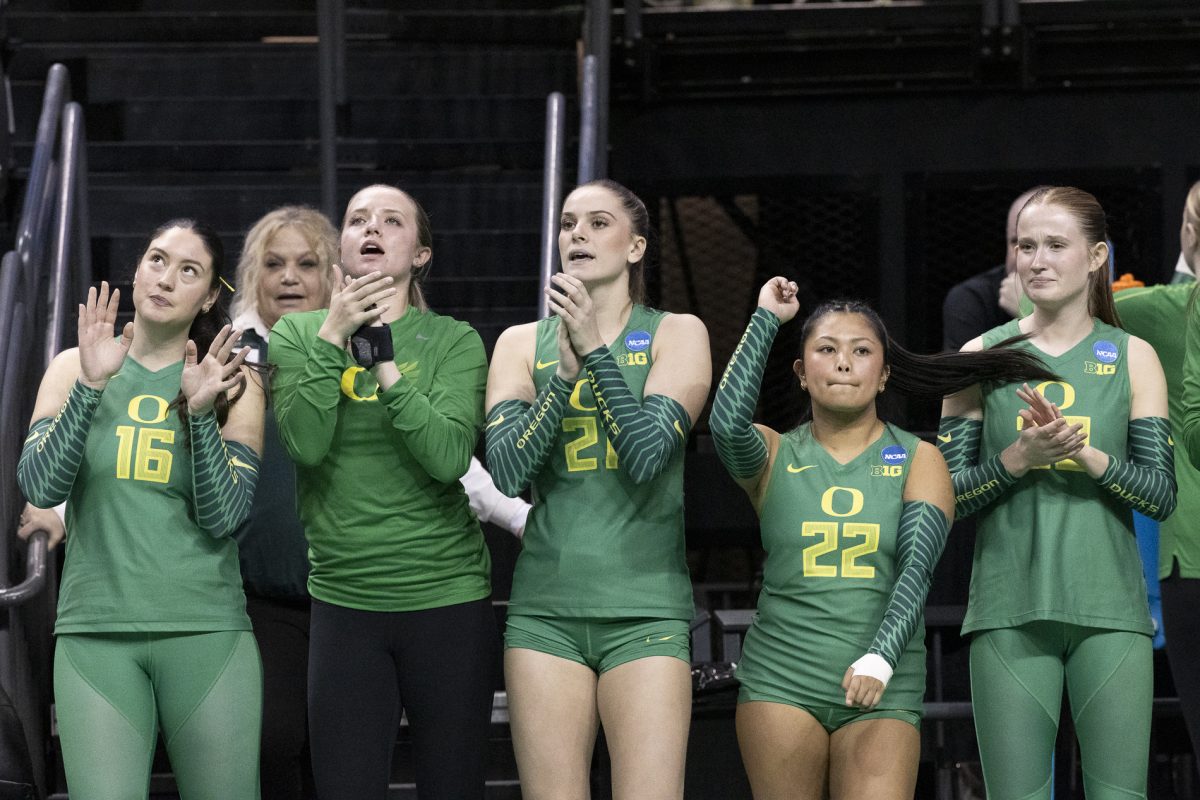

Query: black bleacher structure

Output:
[6, 1, 1200, 798]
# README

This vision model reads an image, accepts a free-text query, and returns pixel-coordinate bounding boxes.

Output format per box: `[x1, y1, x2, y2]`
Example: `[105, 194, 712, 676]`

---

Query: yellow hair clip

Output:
[219, 277, 236, 293]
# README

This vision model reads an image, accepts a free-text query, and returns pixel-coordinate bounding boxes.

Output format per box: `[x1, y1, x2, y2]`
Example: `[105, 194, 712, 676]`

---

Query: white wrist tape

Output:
[850, 653, 893, 687]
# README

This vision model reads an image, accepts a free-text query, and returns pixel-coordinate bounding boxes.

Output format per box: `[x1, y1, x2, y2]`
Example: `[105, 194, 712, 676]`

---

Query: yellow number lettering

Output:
[564, 417, 598, 472]
[115, 426, 175, 483]
[802, 521, 839, 577]
[841, 523, 880, 578]
[801, 521, 880, 578]
[135, 429, 175, 483]
[115, 425, 135, 480]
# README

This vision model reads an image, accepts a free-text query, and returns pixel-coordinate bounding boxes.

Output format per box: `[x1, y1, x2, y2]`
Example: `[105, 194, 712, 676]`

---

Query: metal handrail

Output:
[539, 94, 567, 319]
[46, 101, 90, 368]
[15, 63, 68, 279]
[580, 0, 610, 180]
[0, 63, 91, 606]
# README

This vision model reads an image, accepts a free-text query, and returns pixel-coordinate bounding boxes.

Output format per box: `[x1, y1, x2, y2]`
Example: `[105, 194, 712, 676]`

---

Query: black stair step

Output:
[9, 43, 576, 97]
[343, 8, 580, 44]
[7, 11, 318, 43]
[20, 0, 572, 9]
[16, 139, 550, 173]
[7, 8, 580, 45]
[14, 95, 556, 142]
[78, 48, 572, 100]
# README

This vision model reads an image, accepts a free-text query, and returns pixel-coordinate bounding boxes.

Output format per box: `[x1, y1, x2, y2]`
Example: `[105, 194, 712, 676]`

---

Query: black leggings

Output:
[308, 597, 498, 800]
[246, 594, 313, 800]
[1160, 566, 1200, 769]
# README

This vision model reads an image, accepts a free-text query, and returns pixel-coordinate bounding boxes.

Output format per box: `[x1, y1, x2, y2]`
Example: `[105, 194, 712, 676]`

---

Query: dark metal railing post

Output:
[47, 102, 85, 368]
[539, 93, 567, 318]
[578, 56, 599, 184]
[16, 64, 67, 274]
[624, 0, 642, 45]
[317, 0, 344, 219]
[580, 0, 610, 180]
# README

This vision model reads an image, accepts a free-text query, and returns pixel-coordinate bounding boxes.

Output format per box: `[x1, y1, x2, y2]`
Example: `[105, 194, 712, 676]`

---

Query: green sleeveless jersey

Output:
[1115, 284, 1200, 579]
[965, 318, 1152, 635]
[739, 423, 925, 712]
[510, 306, 692, 619]
[57, 357, 250, 634]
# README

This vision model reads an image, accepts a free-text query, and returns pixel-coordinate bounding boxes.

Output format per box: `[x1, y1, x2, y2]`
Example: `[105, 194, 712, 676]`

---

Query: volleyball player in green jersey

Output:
[941, 186, 1176, 799]
[712, 278, 1055, 799]
[18, 220, 266, 799]
[485, 180, 711, 799]
[270, 185, 494, 800]
[1134, 178, 1200, 778]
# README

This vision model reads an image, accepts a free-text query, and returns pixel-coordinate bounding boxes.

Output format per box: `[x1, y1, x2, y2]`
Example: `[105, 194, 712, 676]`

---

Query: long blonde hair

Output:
[231, 206, 338, 321]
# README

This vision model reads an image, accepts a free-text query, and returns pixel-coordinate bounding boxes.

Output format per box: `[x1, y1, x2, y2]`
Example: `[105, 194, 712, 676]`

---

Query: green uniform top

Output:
[1115, 284, 1200, 578]
[510, 307, 693, 620]
[966, 318, 1152, 636]
[57, 357, 250, 634]
[270, 307, 490, 612]
[748, 423, 926, 711]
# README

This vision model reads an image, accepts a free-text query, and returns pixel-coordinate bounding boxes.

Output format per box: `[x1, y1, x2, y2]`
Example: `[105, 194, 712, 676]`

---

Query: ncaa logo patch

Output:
[881, 445, 908, 465]
[1093, 340, 1119, 364]
[625, 330, 652, 352]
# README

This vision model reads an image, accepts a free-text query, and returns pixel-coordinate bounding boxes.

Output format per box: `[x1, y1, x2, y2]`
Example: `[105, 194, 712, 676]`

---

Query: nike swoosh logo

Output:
[1169, 435, 1175, 446]
[673, 420, 685, 440]
[230, 456, 258, 471]
[645, 635, 677, 643]
[535, 359, 559, 370]
[787, 464, 815, 473]
[937, 433, 952, 443]
[486, 414, 505, 430]
[23, 430, 40, 444]
[415, 334, 429, 341]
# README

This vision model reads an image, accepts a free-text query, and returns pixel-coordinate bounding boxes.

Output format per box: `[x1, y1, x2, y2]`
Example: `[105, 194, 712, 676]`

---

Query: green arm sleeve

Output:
[189, 411, 261, 538]
[376, 327, 487, 484]
[1182, 300, 1200, 469]
[1095, 416, 1177, 522]
[938, 416, 1017, 518]
[17, 381, 103, 507]
[868, 500, 950, 668]
[269, 316, 345, 468]
[583, 345, 691, 485]
[710, 308, 778, 479]
[484, 375, 573, 497]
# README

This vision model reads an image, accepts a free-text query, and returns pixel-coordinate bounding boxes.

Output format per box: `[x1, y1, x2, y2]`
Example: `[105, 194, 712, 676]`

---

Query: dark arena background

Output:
[0, 1, 1198, 797]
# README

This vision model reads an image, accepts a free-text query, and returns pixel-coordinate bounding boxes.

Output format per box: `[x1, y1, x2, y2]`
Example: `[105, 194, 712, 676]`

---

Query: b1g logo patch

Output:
[871, 445, 907, 477]
[624, 330, 652, 352]
[1093, 340, 1119, 364]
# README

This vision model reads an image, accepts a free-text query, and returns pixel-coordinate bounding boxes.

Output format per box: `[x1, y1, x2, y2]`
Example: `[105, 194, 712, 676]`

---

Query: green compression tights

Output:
[970, 622, 1151, 800]
[54, 630, 262, 800]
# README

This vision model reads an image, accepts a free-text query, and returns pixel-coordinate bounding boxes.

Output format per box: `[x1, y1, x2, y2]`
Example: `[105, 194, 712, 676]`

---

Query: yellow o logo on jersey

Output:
[569, 379, 597, 412]
[820, 486, 864, 518]
[339, 366, 378, 402]
[127, 394, 169, 424]
[1035, 380, 1076, 411]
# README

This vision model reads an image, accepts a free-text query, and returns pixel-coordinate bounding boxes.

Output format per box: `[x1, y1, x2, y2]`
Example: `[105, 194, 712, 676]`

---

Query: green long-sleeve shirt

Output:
[270, 308, 491, 611]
